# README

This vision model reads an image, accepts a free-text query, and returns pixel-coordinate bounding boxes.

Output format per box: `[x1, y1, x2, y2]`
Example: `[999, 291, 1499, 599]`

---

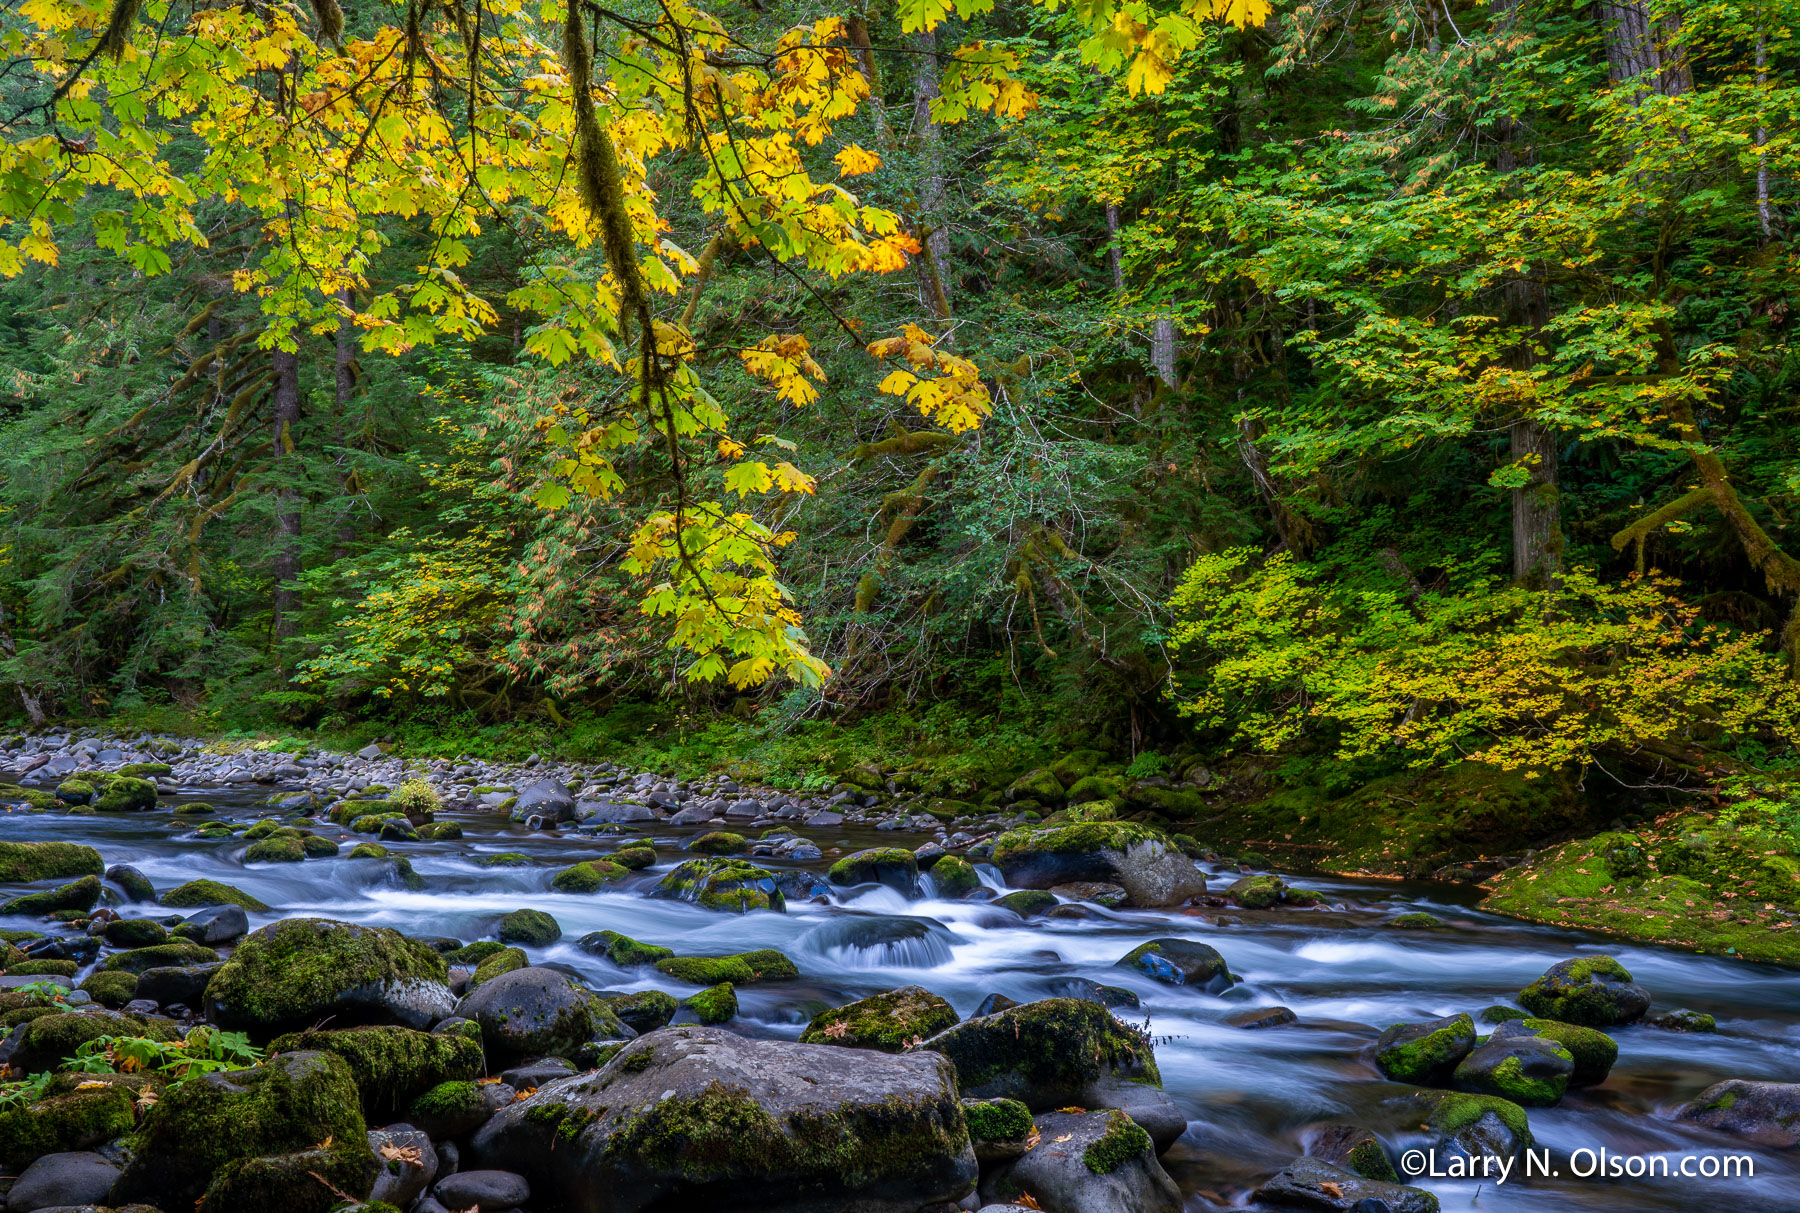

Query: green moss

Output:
[1391, 912, 1443, 929]
[1517, 955, 1641, 1025]
[613, 845, 656, 869]
[205, 917, 449, 1033]
[112, 1050, 375, 1213]
[579, 930, 674, 967]
[245, 836, 306, 863]
[1229, 873, 1287, 909]
[963, 1097, 1031, 1143]
[0, 842, 101, 884]
[407, 1078, 483, 1124]
[652, 858, 785, 913]
[54, 778, 96, 804]
[920, 997, 1160, 1101]
[826, 848, 919, 887]
[1510, 1019, 1617, 1085]
[160, 879, 269, 911]
[2, 874, 101, 915]
[1083, 1108, 1152, 1175]
[551, 860, 628, 893]
[94, 775, 158, 812]
[799, 987, 958, 1052]
[497, 908, 561, 946]
[1347, 1135, 1398, 1181]
[80, 969, 139, 1008]
[1373, 1014, 1475, 1084]
[11, 1011, 177, 1073]
[116, 762, 172, 778]
[475, 852, 533, 868]
[243, 820, 280, 840]
[681, 982, 737, 1024]
[605, 989, 678, 1034]
[689, 831, 748, 855]
[990, 822, 1158, 868]
[655, 949, 798, 986]
[928, 855, 979, 898]
[1478, 1005, 1528, 1025]
[471, 947, 528, 987]
[349, 843, 389, 859]
[102, 940, 220, 972]
[1425, 1091, 1533, 1148]
[267, 1025, 483, 1119]
[417, 821, 463, 841]
[1058, 800, 1119, 823]
[994, 889, 1058, 916]
[7, 959, 75, 978]
[1476, 1048, 1572, 1106]
[301, 835, 338, 858]
[0, 1081, 137, 1167]
[444, 940, 508, 966]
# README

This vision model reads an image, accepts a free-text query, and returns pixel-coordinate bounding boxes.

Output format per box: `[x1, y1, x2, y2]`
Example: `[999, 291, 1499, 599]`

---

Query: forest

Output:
[0, 0, 1797, 1208]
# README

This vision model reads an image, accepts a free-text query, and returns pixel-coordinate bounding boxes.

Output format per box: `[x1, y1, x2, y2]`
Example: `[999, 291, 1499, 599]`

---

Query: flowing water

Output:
[3, 784, 1795, 1213]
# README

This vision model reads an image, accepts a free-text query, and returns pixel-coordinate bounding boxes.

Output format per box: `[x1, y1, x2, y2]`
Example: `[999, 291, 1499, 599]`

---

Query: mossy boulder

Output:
[800, 986, 959, 1052]
[1226, 873, 1288, 909]
[1390, 912, 1443, 929]
[1650, 1008, 1717, 1032]
[1008, 767, 1066, 805]
[1452, 1035, 1573, 1107]
[102, 939, 220, 973]
[471, 947, 528, 988]
[9, 1010, 178, 1074]
[406, 1079, 504, 1138]
[54, 778, 96, 804]
[160, 879, 269, 911]
[550, 860, 628, 893]
[1420, 1091, 1532, 1162]
[474, 851, 533, 868]
[2, 874, 101, 915]
[827, 847, 920, 894]
[604, 989, 679, 1035]
[455, 966, 630, 1063]
[94, 775, 158, 812]
[963, 1097, 1033, 1163]
[1493, 1018, 1617, 1085]
[444, 940, 507, 967]
[204, 917, 454, 1035]
[577, 930, 674, 967]
[1307, 1122, 1399, 1182]
[1676, 1080, 1800, 1146]
[245, 836, 307, 863]
[1114, 939, 1232, 993]
[688, 831, 748, 855]
[1516, 955, 1650, 1026]
[79, 969, 140, 1008]
[994, 889, 1058, 917]
[1049, 750, 1108, 786]
[0, 841, 103, 885]
[111, 1049, 377, 1213]
[301, 834, 338, 858]
[987, 1107, 1182, 1212]
[650, 858, 785, 913]
[497, 908, 561, 946]
[655, 949, 798, 986]
[6, 958, 75, 978]
[268, 1025, 484, 1120]
[469, 1026, 976, 1212]
[1064, 775, 1126, 806]
[612, 845, 657, 870]
[115, 761, 172, 778]
[1373, 1014, 1475, 1085]
[990, 822, 1204, 908]
[0, 1074, 139, 1168]
[104, 917, 169, 948]
[678, 981, 738, 1025]
[417, 820, 463, 841]
[928, 855, 980, 898]
[1253, 1157, 1437, 1213]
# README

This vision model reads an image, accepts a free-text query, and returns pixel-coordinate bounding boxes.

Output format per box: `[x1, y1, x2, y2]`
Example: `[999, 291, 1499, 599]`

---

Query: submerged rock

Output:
[990, 824, 1205, 908]
[1677, 1080, 1800, 1146]
[649, 858, 786, 913]
[204, 917, 455, 1035]
[471, 1026, 976, 1213]
[1254, 1156, 1440, 1213]
[1517, 955, 1650, 1026]
[1304, 1122, 1397, 1182]
[1419, 1091, 1532, 1163]
[827, 847, 920, 895]
[1114, 939, 1232, 993]
[801, 916, 956, 968]
[981, 1109, 1180, 1213]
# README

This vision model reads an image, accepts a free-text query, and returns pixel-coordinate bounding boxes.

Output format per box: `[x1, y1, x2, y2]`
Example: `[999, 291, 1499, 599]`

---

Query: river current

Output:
[2, 785, 1794, 1212]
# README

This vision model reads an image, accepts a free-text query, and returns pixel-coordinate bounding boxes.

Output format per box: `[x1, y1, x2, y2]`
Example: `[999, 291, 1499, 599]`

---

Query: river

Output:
[2, 784, 1794, 1212]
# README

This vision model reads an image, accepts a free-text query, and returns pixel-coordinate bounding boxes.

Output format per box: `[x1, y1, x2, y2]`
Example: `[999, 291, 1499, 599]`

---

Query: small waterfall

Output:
[800, 915, 956, 969]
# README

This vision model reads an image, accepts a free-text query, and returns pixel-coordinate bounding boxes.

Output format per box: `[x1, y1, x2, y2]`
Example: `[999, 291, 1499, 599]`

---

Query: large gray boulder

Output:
[1678, 1081, 1800, 1147]
[510, 778, 575, 824]
[1254, 1157, 1440, 1213]
[979, 1110, 1180, 1213]
[455, 966, 632, 1064]
[471, 1026, 976, 1212]
[990, 825, 1204, 907]
[204, 918, 455, 1035]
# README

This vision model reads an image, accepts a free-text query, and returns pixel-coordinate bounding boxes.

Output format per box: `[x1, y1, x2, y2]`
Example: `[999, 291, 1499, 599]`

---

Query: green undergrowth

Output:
[1483, 816, 1800, 966]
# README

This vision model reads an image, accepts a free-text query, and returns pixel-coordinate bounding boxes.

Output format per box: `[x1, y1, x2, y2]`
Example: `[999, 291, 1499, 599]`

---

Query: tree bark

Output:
[1510, 420, 1562, 586]
[1150, 318, 1177, 386]
[0, 600, 46, 726]
[1756, 33, 1773, 243]
[909, 27, 954, 327]
[333, 289, 356, 560]
[1598, 0, 1690, 96]
[271, 346, 302, 647]
[1104, 202, 1125, 294]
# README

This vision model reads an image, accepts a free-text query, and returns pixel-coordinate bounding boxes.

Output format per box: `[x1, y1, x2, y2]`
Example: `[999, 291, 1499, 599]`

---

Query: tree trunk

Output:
[271, 346, 302, 648]
[1756, 33, 1773, 244]
[1104, 202, 1125, 294]
[333, 290, 356, 560]
[909, 28, 954, 327]
[1510, 420, 1562, 586]
[1598, 1, 1690, 96]
[1150, 318, 1177, 386]
[0, 600, 46, 726]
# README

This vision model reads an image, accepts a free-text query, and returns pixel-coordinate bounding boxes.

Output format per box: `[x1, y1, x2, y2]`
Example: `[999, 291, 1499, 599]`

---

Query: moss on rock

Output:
[928, 855, 980, 898]
[160, 879, 269, 911]
[550, 860, 628, 893]
[471, 947, 528, 988]
[680, 982, 737, 1025]
[799, 986, 958, 1052]
[651, 858, 785, 913]
[94, 775, 158, 812]
[0, 1079, 137, 1167]
[612, 845, 656, 870]
[2, 874, 101, 915]
[578, 930, 673, 967]
[267, 1025, 483, 1119]
[203, 917, 449, 1034]
[1373, 1014, 1475, 1085]
[444, 940, 508, 967]
[1503, 1019, 1617, 1085]
[79, 969, 139, 1008]
[654, 949, 798, 986]
[826, 848, 920, 892]
[245, 836, 306, 864]
[102, 940, 219, 973]
[0, 842, 103, 885]
[1516, 955, 1649, 1026]
[915, 997, 1159, 1105]
[994, 889, 1058, 917]
[963, 1097, 1032, 1144]
[1083, 1107, 1153, 1174]
[497, 908, 561, 946]
[688, 831, 748, 855]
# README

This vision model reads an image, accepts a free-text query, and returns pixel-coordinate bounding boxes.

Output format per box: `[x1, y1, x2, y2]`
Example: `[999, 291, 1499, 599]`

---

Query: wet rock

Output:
[471, 1027, 975, 1213]
[1226, 873, 1289, 909]
[497, 909, 561, 947]
[1050, 881, 1128, 908]
[436, 1168, 530, 1210]
[667, 805, 717, 826]
[974, 992, 1021, 1017]
[110, 1050, 376, 1212]
[1224, 1005, 1296, 1030]
[3, 875, 101, 915]
[649, 858, 785, 913]
[510, 779, 574, 825]
[579, 799, 658, 824]
[5, 1149, 120, 1211]
[991, 824, 1204, 908]
[1677, 1080, 1800, 1146]
[501, 1058, 575, 1089]
[981, 1109, 1180, 1213]
[1516, 955, 1649, 1027]
[407, 1079, 516, 1139]
[268, 1025, 484, 1120]
[1305, 1122, 1397, 1182]
[654, 949, 798, 986]
[1390, 911, 1443, 929]
[965, 1097, 1034, 1164]
[135, 964, 223, 1010]
[205, 917, 455, 1035]
[1253, 1156, 1440, 1213]
[602, 990, 678, 1035]
[994, 889, 1058, 918]
[800, 986, 959, 1052]
[1113, 939, 1232, 993]
[1041, 978, 1139, 1010]
[159, 879, 269, 911]
[827, 848, 921, 895]
[928, 855, 981, 899]
[103, 864, 156, 903]
[1419, 1091, 1532, 1163]
[173, 904, 249, 945]
[103, 917, 168, 948]
[455, 967, 631, 1064]
[1452, 1035, 1573, 1107]
[575, 930, 673, 968]
[1649, 1008, 1716, 1032]
[1373, 1014, 1475, 1085]
[1490, 1017, 1616, 1085]
[367, 1125, 438, 1207]
[673, 981, 737, 1025]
